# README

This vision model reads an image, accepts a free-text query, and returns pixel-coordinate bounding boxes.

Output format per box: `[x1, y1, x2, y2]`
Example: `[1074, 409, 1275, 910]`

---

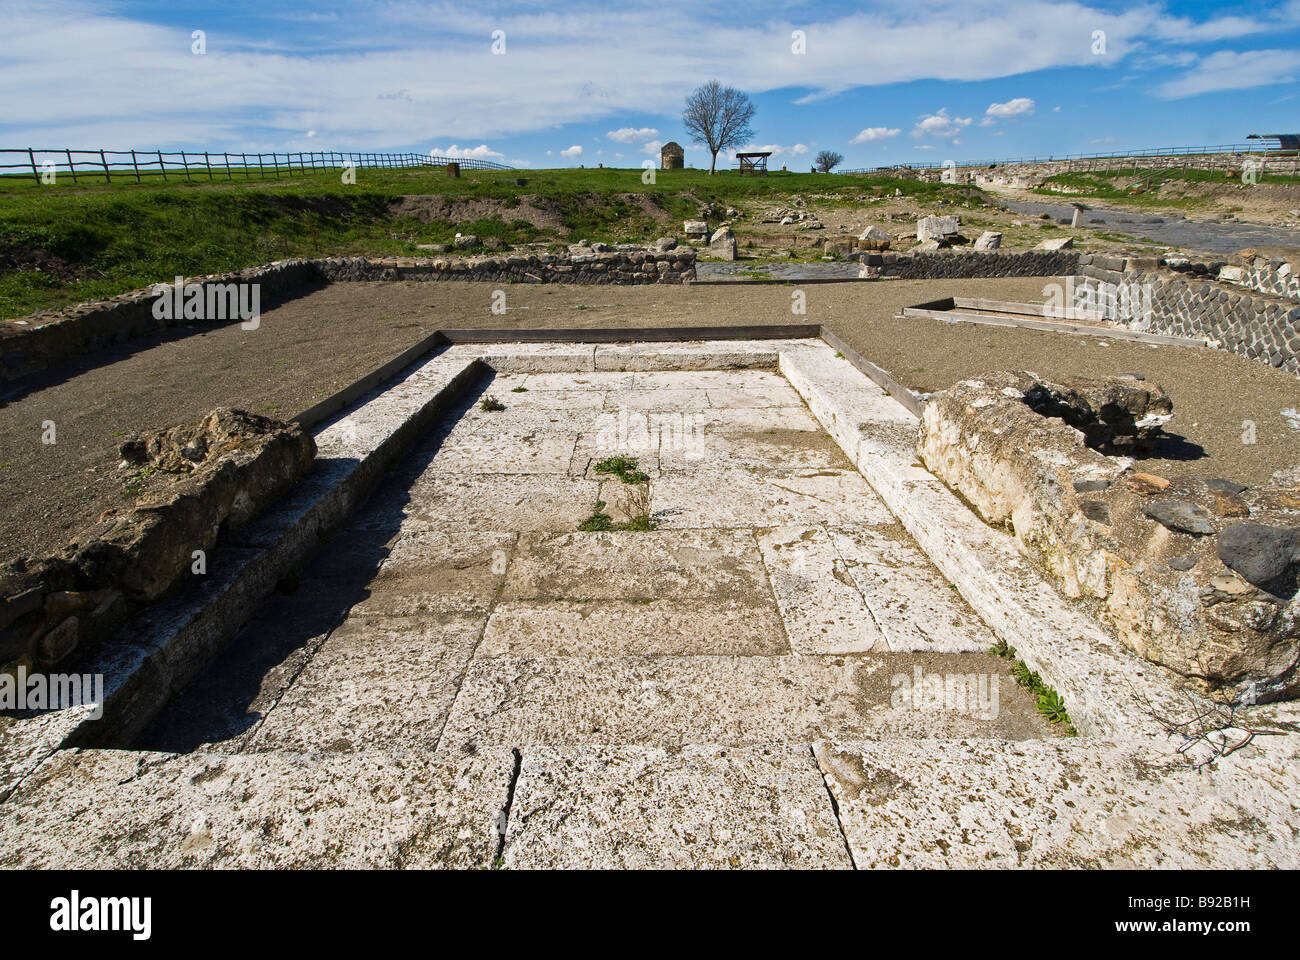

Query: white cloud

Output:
[2, 0, 1295, 151]
[429, 144, 505, 160]
[1156, 49, 1300, 98]
[560, 144, 583, 158]
[912, 108, 971, 139]
[607, 126, 659, 143]
[732, 143, 809, 158]
[850, 126, 901, 143]
[643, 139, 663, 154]
[985, 97, 1035, 118]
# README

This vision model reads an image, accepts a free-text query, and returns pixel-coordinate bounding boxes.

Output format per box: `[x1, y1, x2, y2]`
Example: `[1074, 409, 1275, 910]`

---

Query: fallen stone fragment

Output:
[1143, 500, 1216, 536]
[1216, 524, 1300, 590]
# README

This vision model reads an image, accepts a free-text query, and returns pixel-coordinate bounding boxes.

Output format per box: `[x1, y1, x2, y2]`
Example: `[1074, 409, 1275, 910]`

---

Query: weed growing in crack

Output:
[593, 455, 649, 484]
[990, 639, 1078, 735]
[480, 395, 506, 412]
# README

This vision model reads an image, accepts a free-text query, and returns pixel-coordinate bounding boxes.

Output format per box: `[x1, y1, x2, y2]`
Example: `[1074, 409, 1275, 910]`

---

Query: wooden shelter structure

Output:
[735, 151, 772, 176]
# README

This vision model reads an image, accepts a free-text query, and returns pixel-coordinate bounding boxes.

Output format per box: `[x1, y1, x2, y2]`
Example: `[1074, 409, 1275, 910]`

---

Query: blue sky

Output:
[2, 0, 1298, 169]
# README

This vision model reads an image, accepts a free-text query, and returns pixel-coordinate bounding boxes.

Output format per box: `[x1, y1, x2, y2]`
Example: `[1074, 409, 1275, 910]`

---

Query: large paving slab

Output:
[504, 745, 851, 869]
[651, 468, 896, 528]
[246, 614, 484, 754]
[0, 747, 515, 869]
[816, 738, 1300, 869]
[401, 474, 602, 532]
[500, 529, 773, 602]
[479, 599, 789, 657]
[440, 652, 1054, 749]
[827, 523, 999, 653]
[757, 525, 885, 654]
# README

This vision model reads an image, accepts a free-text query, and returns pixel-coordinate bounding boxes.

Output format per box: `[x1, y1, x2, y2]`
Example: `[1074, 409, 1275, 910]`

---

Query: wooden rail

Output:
[0, 148, 512, 184]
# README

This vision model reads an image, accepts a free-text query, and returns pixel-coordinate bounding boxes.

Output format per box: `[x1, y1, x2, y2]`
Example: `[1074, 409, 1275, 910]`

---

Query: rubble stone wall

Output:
[873, 249, 1081, 279]
[1072, 253, 1300, 373]
[0, 409, 315, 673]
[0, 250, 697, 383]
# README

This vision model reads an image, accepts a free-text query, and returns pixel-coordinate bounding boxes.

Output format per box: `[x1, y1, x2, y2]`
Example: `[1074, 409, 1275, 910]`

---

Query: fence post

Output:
[180, 151, 191, 181]
[66, 149, 78, 184]
[272, 153, 279, 177]
[131, 149, 141, 183]
[223, 152, 232, 179]
[257, 152, 264, 178]
[101, 149, 111, 183]
[28, 148, 39, 182]
[204, 151, 213, 180]
[158, 150, 167, 182]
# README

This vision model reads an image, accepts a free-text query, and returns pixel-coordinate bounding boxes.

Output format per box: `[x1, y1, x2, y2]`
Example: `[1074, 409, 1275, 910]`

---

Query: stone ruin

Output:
[0, 409, 314, 673]
[660, 141, 684, 170]
[919, 372, 1300, 702]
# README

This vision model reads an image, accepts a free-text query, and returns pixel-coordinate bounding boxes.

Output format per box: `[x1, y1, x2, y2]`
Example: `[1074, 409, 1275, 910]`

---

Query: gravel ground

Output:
[1, 275, 1296, 568]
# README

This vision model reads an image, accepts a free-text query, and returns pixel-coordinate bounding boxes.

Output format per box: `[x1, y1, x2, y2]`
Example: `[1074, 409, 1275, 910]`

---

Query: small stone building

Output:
[660, 141, 684, 170]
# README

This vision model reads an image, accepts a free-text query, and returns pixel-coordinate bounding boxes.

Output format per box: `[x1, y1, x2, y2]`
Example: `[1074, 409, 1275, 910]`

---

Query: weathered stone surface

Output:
[1216, 524, 1300, 590]
[683, 220, 708, 236]
[857, 225, 892, 251]
[2, 408, 314, 672]
[0, 747, 514, 868]
[1143, 499, 1215, 536]
[708, 226, 738, 261]
[1035, 236, 1074, 250]
[245, 614, 483, 754]
[504, 746, 851, 869]
[818, 737, 1300, 868]
[916, 215, 959, 242]
[920, 373, 1300, 698]
[974, 230, 1002, 251]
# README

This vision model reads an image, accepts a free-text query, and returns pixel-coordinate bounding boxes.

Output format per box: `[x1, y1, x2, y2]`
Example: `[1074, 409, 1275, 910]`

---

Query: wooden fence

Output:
[0, 148, 512, 183]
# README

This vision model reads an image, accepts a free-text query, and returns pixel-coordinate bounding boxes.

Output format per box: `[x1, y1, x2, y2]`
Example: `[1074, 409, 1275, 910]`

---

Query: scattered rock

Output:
[1216, 524, 1300, 591]
[684, 220, 708, 237]
[1080, 501, 1111, 524]
[916, 215, 960, 242]
[1128, 473, 1171, 494]
[857, 225, 892, 251]
[1034, 237, 1074, 251]
[708, 226, 737, 261]
[453, 234, 480, 250]
[973, 231, 1002, 251]
[1143, 500, 1215, 536]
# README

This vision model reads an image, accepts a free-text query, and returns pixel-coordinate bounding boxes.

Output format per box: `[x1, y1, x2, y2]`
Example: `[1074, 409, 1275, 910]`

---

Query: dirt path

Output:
[2, 276, 1296, 569]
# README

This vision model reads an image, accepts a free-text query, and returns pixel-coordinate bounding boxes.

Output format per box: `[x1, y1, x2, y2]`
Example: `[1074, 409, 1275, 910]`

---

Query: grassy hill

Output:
[0, 165, 959, 318]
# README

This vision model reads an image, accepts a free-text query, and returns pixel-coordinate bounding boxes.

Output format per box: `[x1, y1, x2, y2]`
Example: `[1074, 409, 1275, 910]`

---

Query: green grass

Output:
[578, 500, 657, 532]
[592, 455, 649, 484]
[0, 165, 984, 318]
[479, 395, 505, 412]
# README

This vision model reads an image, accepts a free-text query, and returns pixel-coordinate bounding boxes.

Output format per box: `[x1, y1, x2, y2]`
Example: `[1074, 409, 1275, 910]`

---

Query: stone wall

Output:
[0, 260, 320, 383]
[1071, 253, 1300, 373]
[869, 249, 1081, 279]
[316, 249, 696, 285]
[1, 409, 315, 673]
[919, 373, 1300, 701]
[0, 248, 697, 383]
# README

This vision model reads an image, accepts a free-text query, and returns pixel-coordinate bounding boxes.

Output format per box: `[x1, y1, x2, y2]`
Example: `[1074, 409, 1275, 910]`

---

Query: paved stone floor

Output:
[2, 366, 1064, 868]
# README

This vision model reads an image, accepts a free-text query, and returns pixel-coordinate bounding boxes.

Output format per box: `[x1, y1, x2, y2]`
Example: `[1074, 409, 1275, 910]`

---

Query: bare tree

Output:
[815, 150, 844, 173]
[682, 80, 755, 175]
